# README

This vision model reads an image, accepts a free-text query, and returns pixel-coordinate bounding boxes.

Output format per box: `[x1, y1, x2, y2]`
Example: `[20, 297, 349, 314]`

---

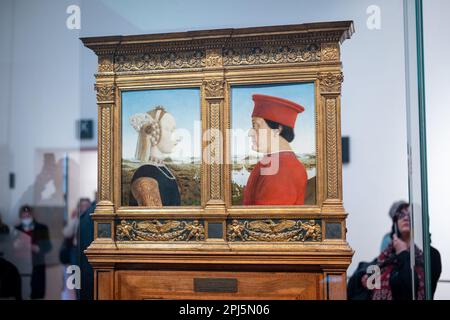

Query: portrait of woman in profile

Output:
[128, 106, 181, 206]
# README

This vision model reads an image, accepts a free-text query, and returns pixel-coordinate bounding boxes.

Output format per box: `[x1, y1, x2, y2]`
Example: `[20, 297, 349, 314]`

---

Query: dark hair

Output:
[389, 203, 410, 239]
[264, 119, 295, 142]
[397, 203, 409, 213]
[79, 198, 91, 205]
[18, 204, 33, 216]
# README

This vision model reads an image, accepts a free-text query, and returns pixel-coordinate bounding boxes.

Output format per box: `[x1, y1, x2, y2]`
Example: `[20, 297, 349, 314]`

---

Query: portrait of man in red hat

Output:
[231, 83, 316, 206]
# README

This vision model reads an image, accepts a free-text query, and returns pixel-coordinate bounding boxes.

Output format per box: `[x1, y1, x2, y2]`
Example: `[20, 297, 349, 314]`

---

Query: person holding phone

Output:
[350, 202, 441, 300]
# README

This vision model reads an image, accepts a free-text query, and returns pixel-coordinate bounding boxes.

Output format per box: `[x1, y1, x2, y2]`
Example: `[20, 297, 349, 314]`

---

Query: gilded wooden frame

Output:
[82, 21, 355, 299]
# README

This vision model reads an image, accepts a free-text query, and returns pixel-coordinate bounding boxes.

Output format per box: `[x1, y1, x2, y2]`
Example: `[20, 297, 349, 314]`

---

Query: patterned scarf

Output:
[371, 241, 425, 300]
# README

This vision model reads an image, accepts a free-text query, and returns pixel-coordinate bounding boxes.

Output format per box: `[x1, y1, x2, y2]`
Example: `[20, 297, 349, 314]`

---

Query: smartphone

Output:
[393, 219, 401, 238]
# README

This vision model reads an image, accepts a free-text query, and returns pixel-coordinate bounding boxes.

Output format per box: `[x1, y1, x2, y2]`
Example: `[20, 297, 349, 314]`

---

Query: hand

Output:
[31, 244, 40, 253]
[70, 208, 78, 219]
[392, 234, 408, 254]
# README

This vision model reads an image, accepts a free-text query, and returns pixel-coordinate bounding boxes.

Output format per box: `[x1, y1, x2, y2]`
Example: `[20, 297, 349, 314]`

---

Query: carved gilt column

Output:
[318, 71, 344, 211]
[203, 49, 225, 210]
[95, 82, 115, 213]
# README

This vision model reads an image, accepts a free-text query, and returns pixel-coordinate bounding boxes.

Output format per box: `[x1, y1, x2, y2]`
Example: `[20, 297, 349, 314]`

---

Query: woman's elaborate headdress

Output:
[130, 106, 167, 161]
[130, 105, 167, 146]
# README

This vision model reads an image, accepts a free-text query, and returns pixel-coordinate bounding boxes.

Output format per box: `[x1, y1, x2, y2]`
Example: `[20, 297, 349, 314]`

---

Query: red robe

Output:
[243, 151, 308, 205]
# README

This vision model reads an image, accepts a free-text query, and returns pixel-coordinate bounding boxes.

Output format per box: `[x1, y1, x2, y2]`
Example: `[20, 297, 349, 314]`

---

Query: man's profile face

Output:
[249, 117, 275, 153]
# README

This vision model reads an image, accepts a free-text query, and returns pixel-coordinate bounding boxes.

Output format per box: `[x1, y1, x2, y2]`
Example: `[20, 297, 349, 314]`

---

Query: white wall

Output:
[0, 0, 85, 225]
[423, 0, 450, 299]
[0, 0, 14, 225]
[0, 0, 448, 298]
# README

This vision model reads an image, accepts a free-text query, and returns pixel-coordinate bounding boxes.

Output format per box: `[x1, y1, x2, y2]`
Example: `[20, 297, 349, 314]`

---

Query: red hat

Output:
[251, 94, 304, 128]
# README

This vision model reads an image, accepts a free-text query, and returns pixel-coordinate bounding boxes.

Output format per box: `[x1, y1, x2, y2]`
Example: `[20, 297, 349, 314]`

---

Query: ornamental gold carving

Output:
[203, 79, 224, 98]
[204, 78, 224, 200]
[98, 55, 114, 73]
[208, 101, 222, 200]
[205, 49, 223, 68]
[95, 84, 115, 103]
[116, 220, 206, 241]
[114, 50, 205, 72]
[99, 105, 112, 201]
[321, 43, 339, 61]
[326, 99, 339, 199]
[227, 219, 322, 242]
[318, 72, 343, 93]
[223, 44, 321, 66]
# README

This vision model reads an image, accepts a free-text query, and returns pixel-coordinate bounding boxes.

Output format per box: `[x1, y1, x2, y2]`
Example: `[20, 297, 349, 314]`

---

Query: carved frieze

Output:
[226, 219, 322, 242]
[223, 44, 321, 66]
[116, 219, 206, 241]
[113, 50, 205, 72]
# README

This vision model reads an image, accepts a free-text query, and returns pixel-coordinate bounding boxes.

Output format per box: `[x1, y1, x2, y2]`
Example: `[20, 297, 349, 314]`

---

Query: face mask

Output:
[21, 218, 33, 226]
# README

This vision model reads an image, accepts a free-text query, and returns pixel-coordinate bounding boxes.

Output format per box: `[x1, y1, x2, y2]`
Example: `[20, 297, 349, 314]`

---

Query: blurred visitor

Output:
[348, 201, 441, 300]
[1, 212, 21, 300]
[14, 205, 52, 299]
[60, 198, 90, 300]
[0, 256, 22, 300]
[380, 201, 407, 251]
[77, 200, 96, 300]
[0, 213, 10, 235]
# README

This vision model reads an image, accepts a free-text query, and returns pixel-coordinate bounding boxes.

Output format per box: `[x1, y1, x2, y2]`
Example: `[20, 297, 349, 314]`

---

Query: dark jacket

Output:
[78, 202, 95, 300]
[0, 257, 22, 300]
[348, 246, 442, 300]
[386, 246, 441, 300]
[15, 221, 52, 267]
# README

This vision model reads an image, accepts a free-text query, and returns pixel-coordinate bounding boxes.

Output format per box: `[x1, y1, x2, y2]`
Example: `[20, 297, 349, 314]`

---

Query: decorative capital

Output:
[98, 55, 114, 73]
[203, 79, 224, 99]
[318, 72, 343, 94]
[205, 49, 223, 68]
[95, 84, 115, 103]
[321, 43, 340, 62]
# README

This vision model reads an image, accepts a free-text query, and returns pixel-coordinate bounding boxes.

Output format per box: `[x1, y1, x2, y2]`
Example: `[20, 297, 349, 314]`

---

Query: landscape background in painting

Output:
[121, 88, 201, 206]
[231, 82, 316, 205]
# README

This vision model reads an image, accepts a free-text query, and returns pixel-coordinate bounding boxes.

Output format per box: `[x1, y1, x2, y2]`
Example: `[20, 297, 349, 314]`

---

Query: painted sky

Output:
[231, 82, 316, 158]
[122, 88, 201, 161]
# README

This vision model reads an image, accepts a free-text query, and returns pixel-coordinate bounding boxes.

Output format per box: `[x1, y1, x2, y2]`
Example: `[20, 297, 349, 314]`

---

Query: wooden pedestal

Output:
[88, 241, 352, 300]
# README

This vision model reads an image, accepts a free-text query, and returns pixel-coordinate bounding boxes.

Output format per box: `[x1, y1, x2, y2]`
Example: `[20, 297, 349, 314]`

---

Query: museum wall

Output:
[0, 0, 14, 225]
[0, 0, 448, 298]
[423, 0, 450, 299]
[0, 0, 83, 223]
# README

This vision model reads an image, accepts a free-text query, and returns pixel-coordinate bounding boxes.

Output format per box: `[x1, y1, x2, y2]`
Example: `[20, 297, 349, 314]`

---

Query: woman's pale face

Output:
[157, 113, 178, 154]
[248, 117, 276, 153]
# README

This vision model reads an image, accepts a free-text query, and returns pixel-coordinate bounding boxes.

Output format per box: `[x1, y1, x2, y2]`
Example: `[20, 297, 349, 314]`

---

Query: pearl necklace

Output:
[147, 157, 176, 180]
